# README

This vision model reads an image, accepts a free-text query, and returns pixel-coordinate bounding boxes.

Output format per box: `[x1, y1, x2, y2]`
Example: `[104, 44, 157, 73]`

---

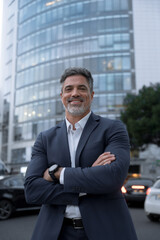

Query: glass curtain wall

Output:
[4, 0, 135, 164]
[1, 0, 16, 163]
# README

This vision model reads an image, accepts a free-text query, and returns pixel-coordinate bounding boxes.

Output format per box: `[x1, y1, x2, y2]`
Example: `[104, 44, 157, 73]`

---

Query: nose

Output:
[71, 87, 80, 97]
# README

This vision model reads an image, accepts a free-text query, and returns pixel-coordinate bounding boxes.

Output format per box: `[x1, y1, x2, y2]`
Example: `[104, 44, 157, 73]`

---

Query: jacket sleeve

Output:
[24, 133, 79, 206]
[63, 120, 130, 194]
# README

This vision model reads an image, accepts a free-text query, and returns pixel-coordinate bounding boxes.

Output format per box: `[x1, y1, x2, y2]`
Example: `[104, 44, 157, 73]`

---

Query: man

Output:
[24, 67, 138, 240]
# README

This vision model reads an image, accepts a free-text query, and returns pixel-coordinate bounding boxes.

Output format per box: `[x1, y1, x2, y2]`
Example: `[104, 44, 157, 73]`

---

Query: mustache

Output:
[67, 97, 84, 103]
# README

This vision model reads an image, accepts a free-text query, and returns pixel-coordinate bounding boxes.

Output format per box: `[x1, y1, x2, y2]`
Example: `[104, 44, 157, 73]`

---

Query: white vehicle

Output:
[144, 179, 160, 222]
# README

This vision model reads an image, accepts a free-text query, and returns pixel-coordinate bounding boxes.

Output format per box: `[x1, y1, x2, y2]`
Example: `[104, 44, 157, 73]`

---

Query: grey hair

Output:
[60, 67, 94, 92]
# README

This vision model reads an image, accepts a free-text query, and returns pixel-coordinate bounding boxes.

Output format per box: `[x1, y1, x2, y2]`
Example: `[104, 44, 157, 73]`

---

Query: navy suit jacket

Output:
[24, 113, 138, 240]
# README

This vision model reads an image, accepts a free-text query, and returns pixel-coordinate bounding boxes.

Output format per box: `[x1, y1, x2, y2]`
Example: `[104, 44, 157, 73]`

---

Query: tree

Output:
[120, 83, 160, 150]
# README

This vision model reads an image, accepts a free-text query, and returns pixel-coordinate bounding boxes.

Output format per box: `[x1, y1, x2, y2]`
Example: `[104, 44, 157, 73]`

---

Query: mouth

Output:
[70, 101, 82, 106]
[67, 98, 84, 104]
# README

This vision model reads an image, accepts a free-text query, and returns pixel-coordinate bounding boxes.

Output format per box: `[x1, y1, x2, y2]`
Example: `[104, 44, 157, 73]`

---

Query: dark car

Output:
[121, 177, 154, 204]
[0, 174, 40, 220]
[0, 160, 9, 175]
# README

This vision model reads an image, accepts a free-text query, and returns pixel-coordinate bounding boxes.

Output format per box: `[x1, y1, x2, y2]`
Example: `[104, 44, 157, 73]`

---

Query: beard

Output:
[66, 104, 89, 116]
[63, 97, 91, 116]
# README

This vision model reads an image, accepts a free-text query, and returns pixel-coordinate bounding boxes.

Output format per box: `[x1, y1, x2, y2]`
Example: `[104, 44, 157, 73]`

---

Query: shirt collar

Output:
[65, 112, 91, 132]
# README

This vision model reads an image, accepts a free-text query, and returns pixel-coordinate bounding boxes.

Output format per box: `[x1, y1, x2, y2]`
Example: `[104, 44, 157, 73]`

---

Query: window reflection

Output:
[14, 98, 64, 124]
[11, 148, 26, 163]
[14, 118, 57, 142]
[17, 32, 131, 72]
[1, 147, 8, 162]
[13, 0, 134, 146]
[93, 73, 132, 93]
[18, 15, 131, 56]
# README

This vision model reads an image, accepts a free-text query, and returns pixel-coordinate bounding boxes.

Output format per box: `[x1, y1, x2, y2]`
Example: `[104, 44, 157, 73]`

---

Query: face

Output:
[60, 75, 94, 118]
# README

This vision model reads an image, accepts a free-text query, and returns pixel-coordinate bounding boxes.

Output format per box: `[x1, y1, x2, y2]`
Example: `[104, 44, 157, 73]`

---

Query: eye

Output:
[64, 86, 72, 92]
[79, 86, 87, 91]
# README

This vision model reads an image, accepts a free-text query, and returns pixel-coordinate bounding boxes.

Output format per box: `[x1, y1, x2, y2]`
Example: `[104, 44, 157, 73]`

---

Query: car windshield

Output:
[0, 163, 8, 175]
[3, 175, 24, 187]
[153, 180, 160, 189]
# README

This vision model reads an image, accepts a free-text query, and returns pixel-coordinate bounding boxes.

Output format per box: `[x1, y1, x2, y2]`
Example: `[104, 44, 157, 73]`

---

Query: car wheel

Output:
[147, 214, 159, 222]
[0, 199, 13, 220]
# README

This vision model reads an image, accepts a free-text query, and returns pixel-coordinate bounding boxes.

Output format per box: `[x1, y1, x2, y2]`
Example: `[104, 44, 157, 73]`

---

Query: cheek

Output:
[61, 96, 66, 105]
[86, 96, 92, 103]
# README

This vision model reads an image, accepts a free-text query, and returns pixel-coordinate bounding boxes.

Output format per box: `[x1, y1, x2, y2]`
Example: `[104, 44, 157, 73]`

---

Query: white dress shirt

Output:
[60, 112, 91, 219]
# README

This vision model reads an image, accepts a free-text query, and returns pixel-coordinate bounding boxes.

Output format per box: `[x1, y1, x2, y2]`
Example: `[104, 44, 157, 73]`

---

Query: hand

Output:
[92, 152, 115, 167]
[54, 167, 63, 179]
[43, 169, 53, 182]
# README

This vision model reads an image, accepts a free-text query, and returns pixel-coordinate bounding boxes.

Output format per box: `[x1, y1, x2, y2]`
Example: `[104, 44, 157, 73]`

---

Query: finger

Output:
[99, 152, 116, 160]
[103, 160, 111, 165]
[100, 157, 115, 166]
[97, 154, 115, 163]
[99, 152, 111, 157]
[92, 156, 115, 166]
[100, 155, 115, 164]
[92, 153, 115, 166]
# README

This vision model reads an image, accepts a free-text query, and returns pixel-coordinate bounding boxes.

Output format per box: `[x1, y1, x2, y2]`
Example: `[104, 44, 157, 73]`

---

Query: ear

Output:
[60, 92, 64, 105]
[91, 91, 94, 100]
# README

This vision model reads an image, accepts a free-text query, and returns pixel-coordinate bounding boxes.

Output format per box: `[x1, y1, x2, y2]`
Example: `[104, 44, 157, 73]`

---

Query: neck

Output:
[65, 110, 90, 127]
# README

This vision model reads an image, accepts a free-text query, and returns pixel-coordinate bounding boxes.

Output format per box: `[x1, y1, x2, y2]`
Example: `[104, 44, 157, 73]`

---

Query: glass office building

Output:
[1, 0, 135, 169]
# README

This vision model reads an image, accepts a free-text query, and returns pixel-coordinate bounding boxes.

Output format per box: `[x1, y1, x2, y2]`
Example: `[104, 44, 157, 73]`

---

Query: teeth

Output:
[68, 99, 83, 103]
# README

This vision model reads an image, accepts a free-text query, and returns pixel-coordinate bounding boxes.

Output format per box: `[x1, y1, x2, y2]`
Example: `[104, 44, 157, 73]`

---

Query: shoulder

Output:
[38, 120, 65, 139]
[92, 112, 125, 129]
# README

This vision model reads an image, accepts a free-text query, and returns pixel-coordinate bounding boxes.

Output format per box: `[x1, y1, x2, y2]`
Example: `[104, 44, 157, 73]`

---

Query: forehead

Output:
[63, 75, 89, 87]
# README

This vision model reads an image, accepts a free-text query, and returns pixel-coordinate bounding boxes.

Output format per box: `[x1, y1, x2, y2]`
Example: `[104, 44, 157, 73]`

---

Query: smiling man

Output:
[61, 74, 94, 125]
[24, 67, 138, 240]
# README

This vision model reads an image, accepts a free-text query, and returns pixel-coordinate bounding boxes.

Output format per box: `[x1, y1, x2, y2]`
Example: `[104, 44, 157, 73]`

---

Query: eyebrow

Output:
[64, 84, 88, 89]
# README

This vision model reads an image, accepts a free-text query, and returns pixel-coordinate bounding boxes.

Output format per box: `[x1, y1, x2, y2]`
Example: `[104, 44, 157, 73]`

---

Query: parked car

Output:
[0, 174, 40, 220]
[144, 179, 160, 222]
[121, 178, 154, 204]
[0, 160, 9, 175]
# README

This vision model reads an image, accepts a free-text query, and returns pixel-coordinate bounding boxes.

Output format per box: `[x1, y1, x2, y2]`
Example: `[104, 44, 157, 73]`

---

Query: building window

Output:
[11, 148, 26, 163]
[1, 147, 8, 162]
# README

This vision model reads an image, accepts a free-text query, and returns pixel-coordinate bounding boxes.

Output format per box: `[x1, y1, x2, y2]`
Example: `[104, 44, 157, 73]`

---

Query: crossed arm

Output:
[25, 151, 116, 206]
[43, 152, 116, 182]
[24, 121, 130, 205]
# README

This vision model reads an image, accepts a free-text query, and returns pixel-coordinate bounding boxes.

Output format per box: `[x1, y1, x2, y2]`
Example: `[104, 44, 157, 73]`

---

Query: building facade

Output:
[1, 0, 136, 170]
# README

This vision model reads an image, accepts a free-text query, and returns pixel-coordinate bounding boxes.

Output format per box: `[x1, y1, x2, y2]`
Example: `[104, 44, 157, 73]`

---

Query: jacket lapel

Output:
[57, 120, 71, 167]
[75, 113, 100, 167]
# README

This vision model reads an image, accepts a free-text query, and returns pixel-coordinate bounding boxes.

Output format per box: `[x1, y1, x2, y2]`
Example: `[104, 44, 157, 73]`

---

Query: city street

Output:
[130, 206, 160, 240]
[0, 206, 159, 240]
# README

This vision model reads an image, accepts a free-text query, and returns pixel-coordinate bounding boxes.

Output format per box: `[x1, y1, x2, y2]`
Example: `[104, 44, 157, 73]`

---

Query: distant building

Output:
[0, 0, 160, 171]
